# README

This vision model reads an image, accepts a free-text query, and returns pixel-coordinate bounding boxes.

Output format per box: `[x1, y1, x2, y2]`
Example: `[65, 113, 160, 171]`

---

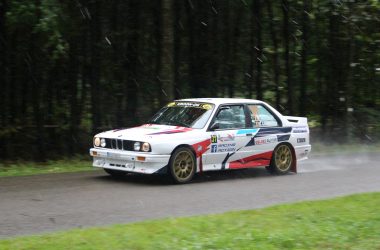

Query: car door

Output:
[234, 104, 291, 168]
[202, 104, 253, 171]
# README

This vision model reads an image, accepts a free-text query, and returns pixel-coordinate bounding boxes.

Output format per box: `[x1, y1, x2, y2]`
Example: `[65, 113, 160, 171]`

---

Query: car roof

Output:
[176, 98, 264, 105]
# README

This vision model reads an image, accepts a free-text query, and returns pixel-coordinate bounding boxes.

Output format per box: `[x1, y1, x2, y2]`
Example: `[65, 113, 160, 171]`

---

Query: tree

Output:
[253, 0, 262, 100]
[158, 0, 174, 105]
[1, 0, 380, 160]
[299, 0, 310, 116]
[282, 0, 293, 113]
[266, 0, 281, 110]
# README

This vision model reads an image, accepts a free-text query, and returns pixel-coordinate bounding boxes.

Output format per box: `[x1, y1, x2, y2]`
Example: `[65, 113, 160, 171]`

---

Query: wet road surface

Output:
[1, 152, 379, 238]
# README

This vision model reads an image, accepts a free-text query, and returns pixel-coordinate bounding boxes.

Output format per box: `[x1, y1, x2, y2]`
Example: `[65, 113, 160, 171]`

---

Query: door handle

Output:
[246, 133, 252, 136]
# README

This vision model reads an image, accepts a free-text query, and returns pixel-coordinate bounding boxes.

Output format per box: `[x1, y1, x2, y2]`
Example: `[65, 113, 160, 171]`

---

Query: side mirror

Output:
[210, 122, 220, 131]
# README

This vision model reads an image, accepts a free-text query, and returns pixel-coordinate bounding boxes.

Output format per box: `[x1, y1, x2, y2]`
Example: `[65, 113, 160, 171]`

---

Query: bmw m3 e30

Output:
[90, 98, 311, 184]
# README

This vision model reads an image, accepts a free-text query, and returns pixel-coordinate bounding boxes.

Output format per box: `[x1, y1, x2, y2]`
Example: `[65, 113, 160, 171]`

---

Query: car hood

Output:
[96, 124, 194, 141]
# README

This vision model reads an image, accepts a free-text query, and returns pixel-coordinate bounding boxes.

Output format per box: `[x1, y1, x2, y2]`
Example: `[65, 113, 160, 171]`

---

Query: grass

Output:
[0, 158, 95, 177]
[1, 192, 379, 250]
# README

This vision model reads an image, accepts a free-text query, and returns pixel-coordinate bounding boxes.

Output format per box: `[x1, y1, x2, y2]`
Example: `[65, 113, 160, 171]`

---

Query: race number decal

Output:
[211, 135, 218, 143]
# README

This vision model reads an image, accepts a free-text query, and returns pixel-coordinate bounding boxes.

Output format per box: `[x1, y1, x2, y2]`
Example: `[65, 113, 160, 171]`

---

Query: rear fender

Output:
[283, 116, 308, 127]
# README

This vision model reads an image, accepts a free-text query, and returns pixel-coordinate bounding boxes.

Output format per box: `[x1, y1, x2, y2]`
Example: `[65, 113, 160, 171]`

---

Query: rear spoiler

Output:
[283, 116, 308, 126]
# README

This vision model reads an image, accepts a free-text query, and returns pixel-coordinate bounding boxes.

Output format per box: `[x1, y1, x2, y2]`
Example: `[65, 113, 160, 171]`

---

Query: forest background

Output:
[0, 0, 379, 160]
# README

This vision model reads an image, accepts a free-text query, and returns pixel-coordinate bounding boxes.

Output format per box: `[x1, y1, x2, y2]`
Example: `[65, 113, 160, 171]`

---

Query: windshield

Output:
[148, 102, 215, 129]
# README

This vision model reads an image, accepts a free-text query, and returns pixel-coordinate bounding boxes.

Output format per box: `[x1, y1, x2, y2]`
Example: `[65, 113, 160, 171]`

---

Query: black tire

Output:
[169, 147, 196, 184]
[267, 143, 293, 175]
[104, 168, 127, 178]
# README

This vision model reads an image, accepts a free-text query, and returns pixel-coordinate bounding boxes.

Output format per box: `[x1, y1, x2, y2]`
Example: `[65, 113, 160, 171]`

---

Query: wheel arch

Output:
[273, 142, 297, 173]
[170, 144, 198, 170]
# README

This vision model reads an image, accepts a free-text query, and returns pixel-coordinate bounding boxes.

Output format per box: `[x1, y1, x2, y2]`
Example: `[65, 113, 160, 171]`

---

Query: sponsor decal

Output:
[167, 102, 214, 110]
[211, 135, 218, 143]
[277, 134, 291, 142]
[237, 128, 259, 135]
[297, 138, 306, 143]
[211, 143, 236, 153]
[255, 127, 292, 136]
[191, 139, 211, 158]
[254, 136, 277, 145]
[218, 143, 236, 152]
[292, 126, 308, 133]
[201, 104, 212, 110]
[218, 133, 235, 142]
[229, 151, 273, 169]
[245, 127, 292, 147]
[147, 127, 192, 135]
[176, 102, 201, 107]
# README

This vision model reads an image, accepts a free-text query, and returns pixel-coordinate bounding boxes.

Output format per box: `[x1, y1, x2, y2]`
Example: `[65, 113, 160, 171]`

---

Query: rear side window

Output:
[214, 105, 247, 129]
[248, 105, 279, 127]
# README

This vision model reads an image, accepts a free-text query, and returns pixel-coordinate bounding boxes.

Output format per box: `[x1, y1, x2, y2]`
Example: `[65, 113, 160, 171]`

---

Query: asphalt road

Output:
[1, 152, 379, 238]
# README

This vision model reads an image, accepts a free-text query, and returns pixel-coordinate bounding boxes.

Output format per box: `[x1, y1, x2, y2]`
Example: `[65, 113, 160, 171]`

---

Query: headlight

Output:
[100, 138, 106, 147]
[134, 142, 141, 151]
[94, 137, 100, 147]
[142, 142, 151, 152]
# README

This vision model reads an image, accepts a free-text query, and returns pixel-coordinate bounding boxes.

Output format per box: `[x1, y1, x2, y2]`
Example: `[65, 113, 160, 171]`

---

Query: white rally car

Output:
[90, 98, 311, 183]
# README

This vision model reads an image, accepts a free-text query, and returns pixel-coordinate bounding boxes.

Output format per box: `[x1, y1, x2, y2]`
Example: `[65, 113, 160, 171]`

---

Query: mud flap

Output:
[290, 148, 297, 173]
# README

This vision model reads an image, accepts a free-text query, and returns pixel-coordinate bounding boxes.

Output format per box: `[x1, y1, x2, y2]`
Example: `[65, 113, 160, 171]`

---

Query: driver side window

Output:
[214, 105, 246, 129]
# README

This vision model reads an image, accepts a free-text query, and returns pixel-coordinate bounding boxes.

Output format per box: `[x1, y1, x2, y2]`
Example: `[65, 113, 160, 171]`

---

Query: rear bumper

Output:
[89, 148, 170, 174]
[294, 144, 311, 161]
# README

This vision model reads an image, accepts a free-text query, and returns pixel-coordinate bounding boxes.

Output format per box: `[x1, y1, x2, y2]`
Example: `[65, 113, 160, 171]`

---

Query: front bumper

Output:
[89, 148, 170, 174]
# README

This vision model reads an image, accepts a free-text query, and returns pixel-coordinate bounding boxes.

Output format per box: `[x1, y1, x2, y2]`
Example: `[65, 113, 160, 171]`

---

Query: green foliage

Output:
[1, 192, 379, 249]
[0, 158, 94, 177]
[6, 1, 37, 28]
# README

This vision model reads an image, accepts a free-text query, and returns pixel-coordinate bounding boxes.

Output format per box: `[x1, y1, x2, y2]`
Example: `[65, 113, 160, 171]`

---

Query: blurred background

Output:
[0, 0, 379, 161]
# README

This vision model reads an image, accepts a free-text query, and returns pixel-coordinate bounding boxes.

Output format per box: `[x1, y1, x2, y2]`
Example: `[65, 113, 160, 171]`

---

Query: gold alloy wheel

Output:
[173, 151, 194, 181]
[274, 145, 292, 171]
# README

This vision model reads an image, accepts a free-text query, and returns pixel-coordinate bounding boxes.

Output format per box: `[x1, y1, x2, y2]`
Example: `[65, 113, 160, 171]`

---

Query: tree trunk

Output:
[299, 0, 309, 116]
[327, 2, 345, 138]
[173, 0, 181, 99]
[0, 0, 7, 124]
[110, 0, 125, 127]
[0, 0, 8, 158]
[282, 0, 293, 113]
[266, 0, 280, 109]
[226, 3, 244, 98]
[124, 0, 140, 127]
[158, 0, 174, 105]
[186, 0, 197, 97]
[247, 0, 256, 98]
[30, 0, 46, 161]
[68, 43, 80, 155]
[89, 0, 102, 134]
[254, 0, 262, 100]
